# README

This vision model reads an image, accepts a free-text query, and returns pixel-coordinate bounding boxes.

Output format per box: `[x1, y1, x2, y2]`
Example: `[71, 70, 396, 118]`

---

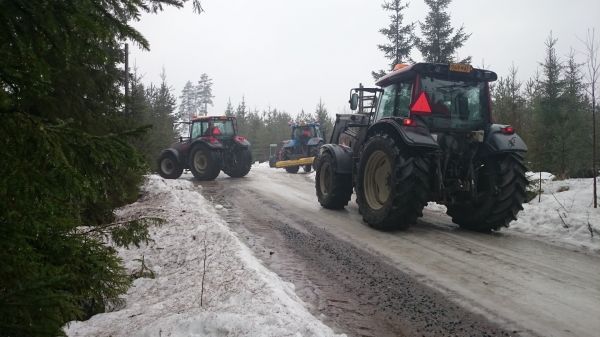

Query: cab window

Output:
[191, 122, 202, 138]
[419, 75, 488, 129]
[375, 82, 412, 121]
[212, 120, 236, 137]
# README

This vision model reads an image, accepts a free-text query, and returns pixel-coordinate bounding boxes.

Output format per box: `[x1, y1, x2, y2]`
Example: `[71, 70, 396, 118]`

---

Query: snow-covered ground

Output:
[509, 173, 600, 252]
[65, 164, 599, 336]
[65, 175, 344, 337]
[424, 172, 600, 252]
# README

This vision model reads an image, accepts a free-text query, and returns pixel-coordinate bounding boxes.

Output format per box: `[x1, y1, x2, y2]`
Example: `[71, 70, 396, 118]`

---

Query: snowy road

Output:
[196, 165, 600, 337]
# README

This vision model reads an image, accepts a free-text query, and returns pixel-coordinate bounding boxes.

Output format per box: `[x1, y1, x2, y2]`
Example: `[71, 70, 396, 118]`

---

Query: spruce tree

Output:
[315, 99, 334, 141]
[415, 0, 471, 63]
[178, 80, 197, 122]
[493, 64, 525, 132]
[296, 109, 315, 123]
[0, 1, 202, 335]
[196, 73, 214, 116]
[560, 50, 590, 176]
[372, 0, 414, 80]
[131, 69, 178, 170]
[537, 32, 566, 175]
[235, 97, 248, 135]
[225, 98, 235, 116]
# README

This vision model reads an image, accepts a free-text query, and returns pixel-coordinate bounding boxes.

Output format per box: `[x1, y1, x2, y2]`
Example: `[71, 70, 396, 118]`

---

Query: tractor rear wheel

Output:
[447, 153, 527, 231]
[316, 151, 352, 209]
[356, 132, 430, 230]
[157, 152, 183, 179]
[189, 145, 222, 181]
[223, 148, 252, 178]
[285, 166, 299, 174]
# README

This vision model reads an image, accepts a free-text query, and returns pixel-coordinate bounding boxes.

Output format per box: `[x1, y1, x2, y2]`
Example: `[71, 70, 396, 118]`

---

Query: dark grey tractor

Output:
[157, 116, 252, 180]
[315, 63, 528, 232]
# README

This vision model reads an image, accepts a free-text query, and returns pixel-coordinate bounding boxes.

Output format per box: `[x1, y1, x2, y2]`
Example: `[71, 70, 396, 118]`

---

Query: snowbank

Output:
[509, 174, 600, 252]
[65, 175, 344, 337]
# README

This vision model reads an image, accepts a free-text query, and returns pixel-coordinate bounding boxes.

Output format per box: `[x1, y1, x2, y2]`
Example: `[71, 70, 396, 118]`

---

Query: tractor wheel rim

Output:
[161, 158, 174, 175]
[193, 152, 208, 171]
[364, 150, 391, 210]
[319, 162, 331, 195]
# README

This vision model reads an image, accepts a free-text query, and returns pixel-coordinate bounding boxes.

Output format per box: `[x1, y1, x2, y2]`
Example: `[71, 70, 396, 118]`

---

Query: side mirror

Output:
[349, 93, 359, 111]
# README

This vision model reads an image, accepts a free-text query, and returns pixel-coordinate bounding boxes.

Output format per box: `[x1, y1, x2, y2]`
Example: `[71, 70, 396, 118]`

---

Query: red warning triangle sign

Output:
[410, 92, 432, 114]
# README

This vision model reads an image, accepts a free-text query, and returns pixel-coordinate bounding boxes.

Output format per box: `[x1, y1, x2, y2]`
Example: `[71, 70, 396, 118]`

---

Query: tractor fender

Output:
[233, 136, 251, 147]
[160, 148, 182, 164]
[482, 124, 528, 155]
[367, 118, 439, 150]
[318, 144, 353, 174]
[191, 138, 224, 150]
[307, 137, 324, 146]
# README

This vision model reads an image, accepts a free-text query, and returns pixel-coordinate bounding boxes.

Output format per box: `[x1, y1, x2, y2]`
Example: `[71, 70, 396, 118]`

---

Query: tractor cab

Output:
[356, 63, 497, 133]
[190, 116, 238, 140]
[290, 123, 323, 146]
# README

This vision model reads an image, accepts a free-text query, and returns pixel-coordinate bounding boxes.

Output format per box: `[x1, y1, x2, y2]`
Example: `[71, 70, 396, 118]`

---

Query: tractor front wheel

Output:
[189, 145, 222, 181]
[157, 152, 183, 179]
[316, 151, 353, 209]
[356, 132, 430, 230]
[283, 151, 299, 174]
[303, 164, 312, 173]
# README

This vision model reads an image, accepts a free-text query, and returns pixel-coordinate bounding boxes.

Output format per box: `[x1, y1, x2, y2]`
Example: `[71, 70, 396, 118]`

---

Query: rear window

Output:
[212, 120, 236, 137]
[419, 76, 488, 130]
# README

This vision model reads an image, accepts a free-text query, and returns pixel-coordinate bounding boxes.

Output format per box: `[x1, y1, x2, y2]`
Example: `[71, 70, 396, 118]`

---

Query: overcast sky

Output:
[131, 0, 599, 118]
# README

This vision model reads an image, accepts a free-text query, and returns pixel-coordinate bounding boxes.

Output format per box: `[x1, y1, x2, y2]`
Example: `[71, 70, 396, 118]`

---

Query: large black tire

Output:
[189, 144, 222, 181]
[316, 152, 353, 209]
[356, 132, 430, 230]
[285, 166, 300, 174]
[447, 153, 527, 231]
[157, 152, 183, 179]
[282, 150, 299, 174]
[223, 148, 252, 178]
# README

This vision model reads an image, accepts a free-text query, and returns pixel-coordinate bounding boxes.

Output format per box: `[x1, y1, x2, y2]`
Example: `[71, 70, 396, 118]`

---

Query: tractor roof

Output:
[290, 121, 319, 128]
[376, 63, 498, 87]
[191, 115, 236, 122]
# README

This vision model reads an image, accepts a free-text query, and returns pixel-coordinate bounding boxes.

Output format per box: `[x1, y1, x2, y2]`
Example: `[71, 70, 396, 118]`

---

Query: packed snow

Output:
[65, 175, 344, 337]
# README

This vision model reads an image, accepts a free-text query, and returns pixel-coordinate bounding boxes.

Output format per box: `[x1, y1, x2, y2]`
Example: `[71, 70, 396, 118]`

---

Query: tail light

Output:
[402, 118, 415, 126]
[234, 135, 247, 143]
[500, 126, 515, 135]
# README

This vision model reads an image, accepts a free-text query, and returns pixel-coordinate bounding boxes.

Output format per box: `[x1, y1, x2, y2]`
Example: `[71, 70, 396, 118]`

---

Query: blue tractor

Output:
[276, 122, 325, 173]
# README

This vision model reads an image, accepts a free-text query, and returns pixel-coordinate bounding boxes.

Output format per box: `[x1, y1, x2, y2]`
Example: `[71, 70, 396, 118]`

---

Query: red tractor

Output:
[157, 116, 252, 180]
